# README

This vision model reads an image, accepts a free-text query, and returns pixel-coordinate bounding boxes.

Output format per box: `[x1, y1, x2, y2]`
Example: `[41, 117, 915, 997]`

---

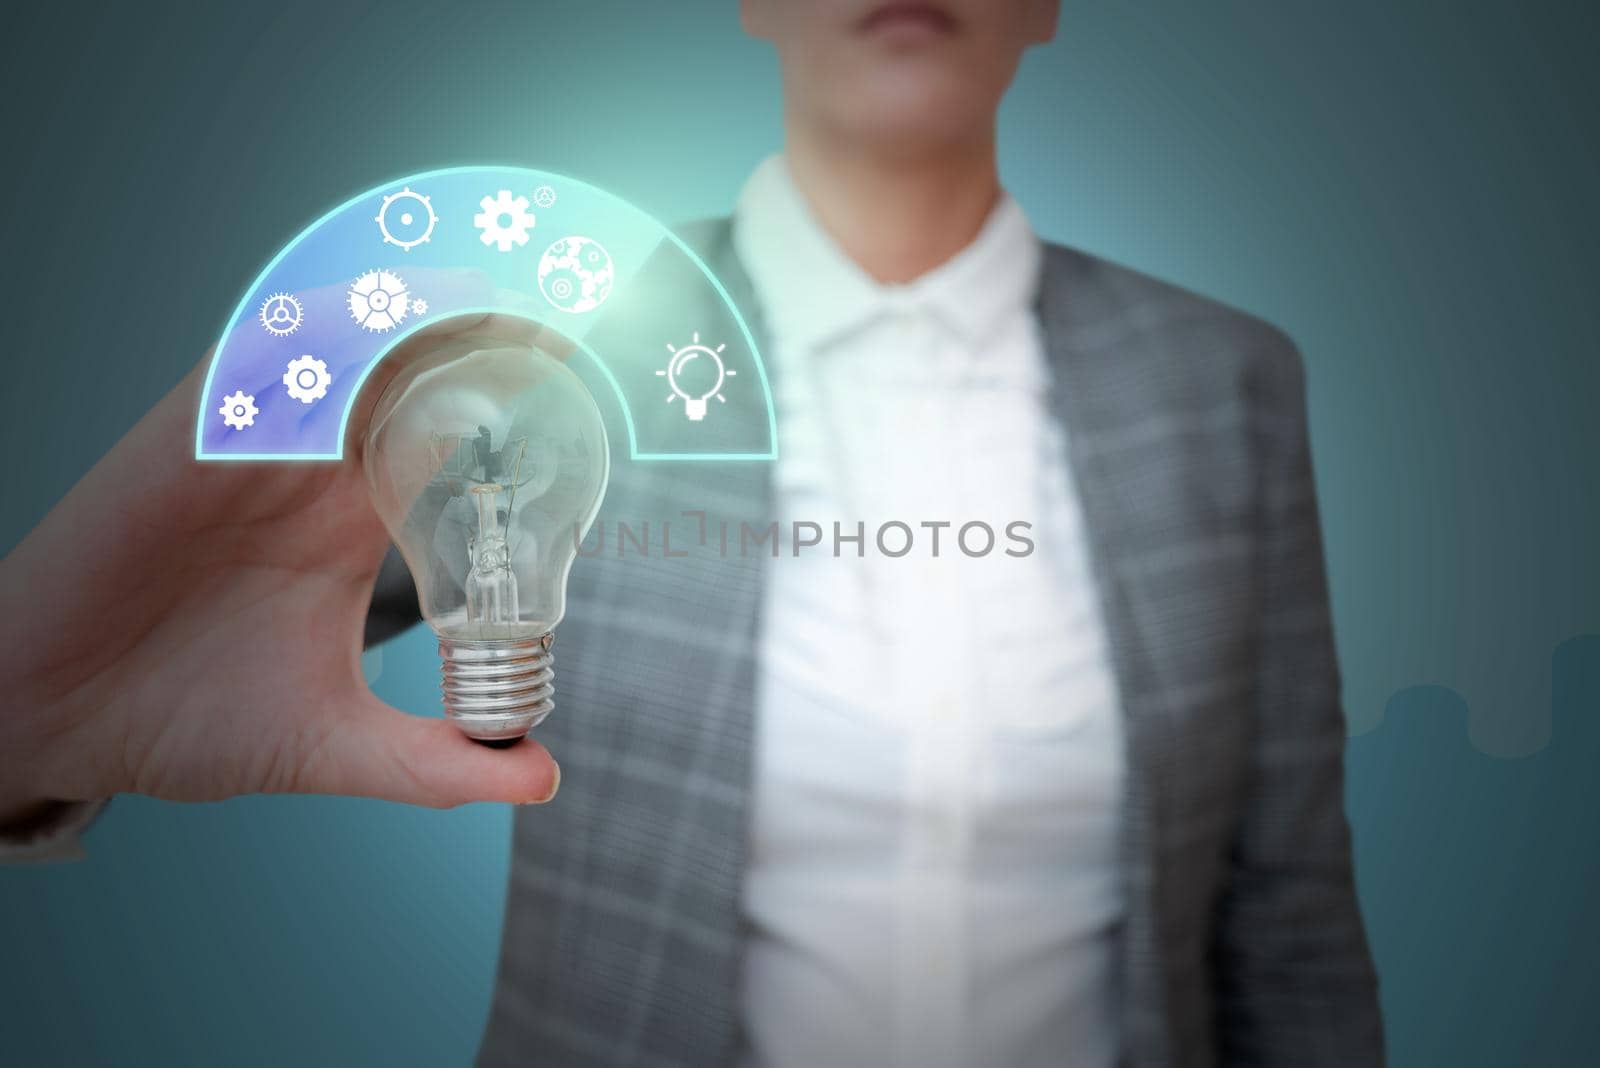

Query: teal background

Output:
[2, 2, 1596, 1065]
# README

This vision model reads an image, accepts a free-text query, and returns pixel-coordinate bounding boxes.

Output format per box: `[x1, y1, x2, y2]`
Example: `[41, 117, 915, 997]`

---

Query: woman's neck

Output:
[784, 118, 1001, 285]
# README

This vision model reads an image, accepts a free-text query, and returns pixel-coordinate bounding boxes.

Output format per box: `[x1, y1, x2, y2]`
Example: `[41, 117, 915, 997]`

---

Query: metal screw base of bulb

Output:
[438, 632, 555, 744]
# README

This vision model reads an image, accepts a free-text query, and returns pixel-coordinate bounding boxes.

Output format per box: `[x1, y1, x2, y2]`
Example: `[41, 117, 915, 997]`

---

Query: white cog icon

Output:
[376, 187, 437, 252]
[412, 298, 429, 316]
[348, 269, 410, 332]
[537, 236, 614, 314]
[219, 390, 258, 430]
[259, 292, 303, 336]
[532, 184, 557, 209]
[283, 355, 331, 404]
[474, 189, 537, 252]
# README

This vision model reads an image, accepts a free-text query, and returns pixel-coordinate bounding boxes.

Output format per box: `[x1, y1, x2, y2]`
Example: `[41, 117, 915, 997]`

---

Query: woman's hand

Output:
[0, 315, 566, 821]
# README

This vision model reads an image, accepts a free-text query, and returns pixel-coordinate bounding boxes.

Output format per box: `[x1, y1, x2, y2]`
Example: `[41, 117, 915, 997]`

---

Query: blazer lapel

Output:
[1036, 245, 1179, 1066]
[481, 221, 776, 1068]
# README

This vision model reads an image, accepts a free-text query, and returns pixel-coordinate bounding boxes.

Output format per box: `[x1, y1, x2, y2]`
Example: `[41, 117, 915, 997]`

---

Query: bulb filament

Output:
[466, 483, 519, 627]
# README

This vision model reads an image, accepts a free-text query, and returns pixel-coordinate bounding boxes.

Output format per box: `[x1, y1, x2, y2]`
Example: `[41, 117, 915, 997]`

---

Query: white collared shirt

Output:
[732, 156, 1127, 1068]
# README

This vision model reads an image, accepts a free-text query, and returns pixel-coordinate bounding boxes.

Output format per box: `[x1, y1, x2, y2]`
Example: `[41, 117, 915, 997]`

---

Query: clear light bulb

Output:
[363, 342, 609, 745]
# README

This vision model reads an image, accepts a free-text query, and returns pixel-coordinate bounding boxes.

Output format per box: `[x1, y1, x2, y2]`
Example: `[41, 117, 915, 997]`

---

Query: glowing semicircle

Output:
[196, 166, 775, 462]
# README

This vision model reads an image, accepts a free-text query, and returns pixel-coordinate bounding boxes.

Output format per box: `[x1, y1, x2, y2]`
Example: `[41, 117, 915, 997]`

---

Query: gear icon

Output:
[412, 298, 429, 316]
[283, 355, 331, 404]
[348, 269, 410, 332]
[376, 187, 437, 252]
[219, 390, 258, 430]
[474, 190, 536, 252]
[541, 267, 584, 311]
[533, 184, 557, 209]
[259, 292, 303, 336]
[537, 235, 614, 314]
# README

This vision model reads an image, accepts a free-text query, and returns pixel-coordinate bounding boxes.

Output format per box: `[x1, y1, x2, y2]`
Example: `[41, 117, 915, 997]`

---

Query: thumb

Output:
[300, 696, 560, 808]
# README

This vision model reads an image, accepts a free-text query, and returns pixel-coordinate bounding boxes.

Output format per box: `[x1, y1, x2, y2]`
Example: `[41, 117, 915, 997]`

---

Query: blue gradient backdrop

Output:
[2, 3, 1596, 1065]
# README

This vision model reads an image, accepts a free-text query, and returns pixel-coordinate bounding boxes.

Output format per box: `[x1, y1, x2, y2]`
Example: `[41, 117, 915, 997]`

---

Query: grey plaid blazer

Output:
[370, 219, 1383, 1067]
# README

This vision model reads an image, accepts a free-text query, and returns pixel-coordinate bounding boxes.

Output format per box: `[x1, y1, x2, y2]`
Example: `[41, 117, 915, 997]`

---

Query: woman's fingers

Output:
[301, 696, 560, 808]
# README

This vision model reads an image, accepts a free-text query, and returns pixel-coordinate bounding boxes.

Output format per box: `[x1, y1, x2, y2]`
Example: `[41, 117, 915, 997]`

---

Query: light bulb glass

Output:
[363, 341, 609, 743]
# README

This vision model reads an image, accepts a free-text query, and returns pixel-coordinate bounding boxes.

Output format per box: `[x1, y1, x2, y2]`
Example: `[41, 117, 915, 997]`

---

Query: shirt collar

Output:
[732, 155, 1041, 354]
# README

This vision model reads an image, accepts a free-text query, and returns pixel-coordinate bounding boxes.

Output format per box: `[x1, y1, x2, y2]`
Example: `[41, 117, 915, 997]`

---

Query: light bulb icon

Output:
[658, 332, 735, 421]
[364, 341, 609, 744]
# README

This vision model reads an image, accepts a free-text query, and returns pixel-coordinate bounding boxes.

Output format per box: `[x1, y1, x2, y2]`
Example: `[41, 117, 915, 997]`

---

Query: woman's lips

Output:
[858, 2, 959, 39]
